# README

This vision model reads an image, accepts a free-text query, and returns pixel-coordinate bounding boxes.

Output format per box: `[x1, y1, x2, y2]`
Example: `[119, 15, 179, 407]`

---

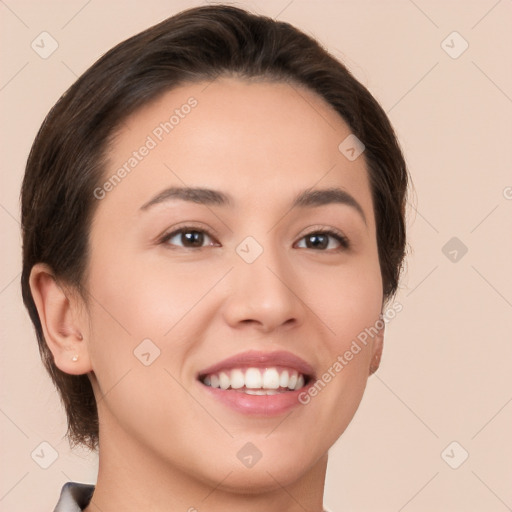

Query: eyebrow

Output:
[140, 186, 366, 223]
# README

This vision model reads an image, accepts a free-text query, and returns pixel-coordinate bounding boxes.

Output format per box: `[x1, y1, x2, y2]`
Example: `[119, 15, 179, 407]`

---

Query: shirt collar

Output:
[53, 482, 95, 512]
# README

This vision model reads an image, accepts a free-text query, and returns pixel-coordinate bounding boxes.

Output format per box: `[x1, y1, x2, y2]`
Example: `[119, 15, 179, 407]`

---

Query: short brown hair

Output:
[21, 5, 408, 450]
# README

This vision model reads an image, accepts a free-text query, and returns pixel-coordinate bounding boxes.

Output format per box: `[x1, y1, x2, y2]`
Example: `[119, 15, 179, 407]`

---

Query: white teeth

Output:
[288, 372, 298, 390]
[244, 389, 266, 395]
[210, 374, 220, 388]
[245, 389, 281, 396]
[245, 368, 262, 389]
[202, 366, 308, 392]
[230, 369, 245, 389]
[219, 371, 230, 390]
[262, 368, 280, 389]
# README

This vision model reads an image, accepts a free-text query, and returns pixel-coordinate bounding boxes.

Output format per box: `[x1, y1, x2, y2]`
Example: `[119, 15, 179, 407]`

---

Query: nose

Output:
[221, 242, 305, 334]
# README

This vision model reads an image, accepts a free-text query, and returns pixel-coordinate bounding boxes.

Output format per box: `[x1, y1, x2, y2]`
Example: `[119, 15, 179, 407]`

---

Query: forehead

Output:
[99, 77, 372, 219]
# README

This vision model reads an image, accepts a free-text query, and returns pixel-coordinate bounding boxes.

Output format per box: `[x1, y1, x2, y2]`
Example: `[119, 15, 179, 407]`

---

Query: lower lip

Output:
[200, 383, 309, 416]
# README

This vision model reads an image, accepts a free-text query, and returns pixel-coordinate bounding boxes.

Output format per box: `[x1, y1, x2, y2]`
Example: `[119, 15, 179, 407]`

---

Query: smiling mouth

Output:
[199, 366, 310, 395]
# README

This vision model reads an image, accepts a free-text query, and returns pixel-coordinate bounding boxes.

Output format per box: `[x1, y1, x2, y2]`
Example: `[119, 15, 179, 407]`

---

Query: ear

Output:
[29, 263, 92, 375]
[369, 322, 384, 376]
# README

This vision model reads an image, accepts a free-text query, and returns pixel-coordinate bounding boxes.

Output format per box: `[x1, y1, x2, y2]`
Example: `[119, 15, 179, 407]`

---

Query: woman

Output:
[21, 5, 408, 511]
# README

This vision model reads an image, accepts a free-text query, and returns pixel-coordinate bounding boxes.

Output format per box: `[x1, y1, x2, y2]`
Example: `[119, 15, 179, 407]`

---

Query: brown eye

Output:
[296, 230, 349, 251]
[162, 228, 217, 248]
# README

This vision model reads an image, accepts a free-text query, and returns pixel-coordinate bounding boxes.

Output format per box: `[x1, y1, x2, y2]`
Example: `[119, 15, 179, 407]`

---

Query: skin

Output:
[30, 77, 384, 512]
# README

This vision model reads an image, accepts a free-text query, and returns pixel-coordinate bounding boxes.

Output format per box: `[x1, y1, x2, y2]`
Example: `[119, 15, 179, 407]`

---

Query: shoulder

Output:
[53, 482, 95, 512]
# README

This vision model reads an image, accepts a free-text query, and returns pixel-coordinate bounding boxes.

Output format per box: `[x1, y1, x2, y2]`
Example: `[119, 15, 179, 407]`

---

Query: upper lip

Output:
[198, 350, 316, 379]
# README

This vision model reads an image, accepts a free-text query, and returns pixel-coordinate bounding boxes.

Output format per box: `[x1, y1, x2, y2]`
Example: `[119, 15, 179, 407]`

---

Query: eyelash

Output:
[159, 225, 350, 252]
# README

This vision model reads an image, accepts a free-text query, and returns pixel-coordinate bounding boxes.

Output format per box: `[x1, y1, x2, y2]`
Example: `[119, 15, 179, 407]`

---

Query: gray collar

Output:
[53, 482, 94, 512]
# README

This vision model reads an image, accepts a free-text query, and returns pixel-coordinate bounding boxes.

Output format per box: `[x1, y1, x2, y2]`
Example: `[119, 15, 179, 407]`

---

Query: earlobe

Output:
[29, 263, 92, 375]
[369, 323, 384, 376]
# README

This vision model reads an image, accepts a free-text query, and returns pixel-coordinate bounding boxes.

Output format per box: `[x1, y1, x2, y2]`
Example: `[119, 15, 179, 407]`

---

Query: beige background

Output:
[1, 1, 511, 510]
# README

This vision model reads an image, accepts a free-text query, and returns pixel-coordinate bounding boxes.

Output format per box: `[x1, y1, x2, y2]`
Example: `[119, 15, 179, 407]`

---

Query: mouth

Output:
[200, 366, 309, 394]
[197, 350, 315, 415]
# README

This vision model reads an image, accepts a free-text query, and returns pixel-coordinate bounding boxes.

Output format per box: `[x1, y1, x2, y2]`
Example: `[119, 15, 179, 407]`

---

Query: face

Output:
[82, 77, 383, 490]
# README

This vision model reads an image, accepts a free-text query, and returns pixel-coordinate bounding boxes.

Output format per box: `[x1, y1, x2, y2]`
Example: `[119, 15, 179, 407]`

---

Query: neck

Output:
[84, 420, 327, 512]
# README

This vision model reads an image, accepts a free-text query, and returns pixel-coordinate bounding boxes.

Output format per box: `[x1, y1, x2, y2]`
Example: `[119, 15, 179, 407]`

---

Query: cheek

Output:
[299, 253, 382, 423]
[304, 251, 383, 348]
[84, 249, 222, 398]
[86, 246, 219, 338]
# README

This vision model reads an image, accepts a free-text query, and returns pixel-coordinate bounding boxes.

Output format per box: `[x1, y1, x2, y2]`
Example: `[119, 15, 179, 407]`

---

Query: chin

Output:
[193, 439, 326, 494]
